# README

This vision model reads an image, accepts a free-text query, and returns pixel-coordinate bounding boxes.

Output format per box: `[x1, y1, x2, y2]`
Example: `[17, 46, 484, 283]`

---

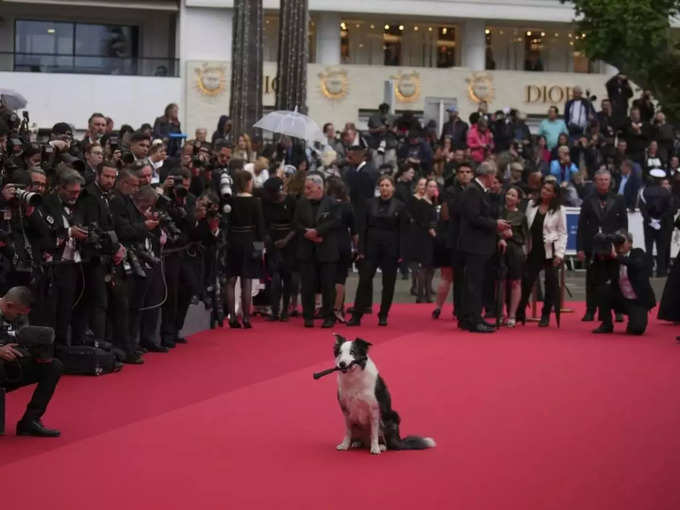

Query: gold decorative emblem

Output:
[195, 63, 227, 97]
[319, 67, 349, 100]
[466, 72, 494, 104]
[391, 71, 420, 103]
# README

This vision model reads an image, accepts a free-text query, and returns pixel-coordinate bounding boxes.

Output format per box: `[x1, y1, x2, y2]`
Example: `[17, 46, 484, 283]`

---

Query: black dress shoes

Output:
[614, 313, 624, 323]
[469, 322, 496, 333]
[303, 319, 314, 328]
[378, 316, 388, 327]
[242, 319, 252, 329]
[229, 319, 242, 329]
[17, 419, 61, 438]
[581, 311, 595, 322]
[279, 312, 289, 322]
[593, 324, 614, 334]
[175, 337, 188, 344]
[265, 314, 280, 322]
[141, 344, 169, 353]
[161, 340, 176, 349]
[123, 354, 144, 365]
[346, 315, 361, 327]
[321, 318, 335, 329]
[431, 308, 441, 319]
[538, 316, 550, 328]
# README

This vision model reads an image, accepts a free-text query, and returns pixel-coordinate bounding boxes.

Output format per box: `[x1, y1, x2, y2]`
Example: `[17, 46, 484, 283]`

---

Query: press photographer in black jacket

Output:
[0, 286, 62, 437]
[592, 231, 656, 335]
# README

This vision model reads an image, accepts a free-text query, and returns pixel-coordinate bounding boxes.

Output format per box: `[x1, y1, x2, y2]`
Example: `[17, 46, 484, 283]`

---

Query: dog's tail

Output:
[390, 435, 437, 450]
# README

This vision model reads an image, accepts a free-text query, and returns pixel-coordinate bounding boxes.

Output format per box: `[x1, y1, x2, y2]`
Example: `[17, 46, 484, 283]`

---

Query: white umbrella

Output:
[254, 107, 325, 145]
[0, 89, 28, 111]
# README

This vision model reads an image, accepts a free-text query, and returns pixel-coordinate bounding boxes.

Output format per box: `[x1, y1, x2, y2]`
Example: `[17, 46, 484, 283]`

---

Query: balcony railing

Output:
[0, 52, 180, 77]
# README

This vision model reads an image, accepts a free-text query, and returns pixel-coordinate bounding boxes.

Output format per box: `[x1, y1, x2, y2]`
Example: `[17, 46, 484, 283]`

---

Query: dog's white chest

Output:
[338, 363, 379, 426]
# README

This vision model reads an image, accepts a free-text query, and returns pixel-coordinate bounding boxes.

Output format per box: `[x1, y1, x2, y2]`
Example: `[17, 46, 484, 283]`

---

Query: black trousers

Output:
[34, 263, 80, 345]
[268, 254, 295, 316]
[299, 260, 335, 321]
[461, 251, 490, 326]
[644, 224, 668, 276]
[353, 255, 398, 319]
[129, 262, 162, 347]
[1, 357, 63, 422]
[518, 253, 559, 319]
[452, 250, 465, 319]
[598, 284, 649, 334]
[585, 256, 618, 317]
[161, 252, 196, 343]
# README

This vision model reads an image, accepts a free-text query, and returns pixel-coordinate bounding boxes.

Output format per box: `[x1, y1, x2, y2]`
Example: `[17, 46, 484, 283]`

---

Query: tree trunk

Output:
[230, 0, 263, 142]
[275, 0, 308, 113]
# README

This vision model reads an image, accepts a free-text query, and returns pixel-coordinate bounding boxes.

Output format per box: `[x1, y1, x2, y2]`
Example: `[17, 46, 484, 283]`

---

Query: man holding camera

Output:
[577, 169, 628, 322]
[0, 286, 62, 437]
[593, 231, 655, 335]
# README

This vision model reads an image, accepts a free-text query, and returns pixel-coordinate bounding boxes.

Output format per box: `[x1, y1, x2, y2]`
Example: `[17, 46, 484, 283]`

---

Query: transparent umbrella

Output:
[254, 107, 325, 145]
[0, 89, 28, 111]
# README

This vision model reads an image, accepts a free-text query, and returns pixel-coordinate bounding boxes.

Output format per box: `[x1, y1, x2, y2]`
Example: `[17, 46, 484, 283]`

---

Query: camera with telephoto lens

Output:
[593, 231, 627, 258]
[155, 210, 182, 242]
[125, 249, 146, 278]
[83, 222, 119, 254]
[216, 169, 233, 198]
[11, 326, 55, 362]
[12, 185, 42, 207]
[133, 243, 161, 266]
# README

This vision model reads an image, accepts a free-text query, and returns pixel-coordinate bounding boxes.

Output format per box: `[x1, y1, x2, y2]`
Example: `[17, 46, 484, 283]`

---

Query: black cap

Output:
[51, 122, 73, 136]
[263, 176, 284, 194]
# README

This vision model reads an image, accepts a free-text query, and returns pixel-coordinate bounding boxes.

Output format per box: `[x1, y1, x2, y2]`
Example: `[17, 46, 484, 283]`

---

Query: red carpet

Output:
[2, 303, 680, 509]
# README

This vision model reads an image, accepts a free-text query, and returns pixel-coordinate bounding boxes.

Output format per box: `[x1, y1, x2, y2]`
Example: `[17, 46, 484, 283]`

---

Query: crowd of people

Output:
[1, 73, 680, 436]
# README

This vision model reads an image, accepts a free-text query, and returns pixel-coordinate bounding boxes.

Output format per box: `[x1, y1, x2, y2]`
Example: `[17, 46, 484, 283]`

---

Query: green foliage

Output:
[562, 0, 680, 121]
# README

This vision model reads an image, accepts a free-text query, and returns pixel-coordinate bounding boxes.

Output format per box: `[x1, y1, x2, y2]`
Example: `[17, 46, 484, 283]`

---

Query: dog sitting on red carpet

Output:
[333, 334, 436, 455]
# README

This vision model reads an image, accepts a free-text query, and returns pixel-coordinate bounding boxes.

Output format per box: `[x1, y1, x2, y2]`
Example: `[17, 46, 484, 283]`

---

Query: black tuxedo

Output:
[344, 161, 378, 233]
[458, 180, 497, 328]
[294, 195, 340, 322]
[577, 192, 628, 315]
[598, 248, 655, 334]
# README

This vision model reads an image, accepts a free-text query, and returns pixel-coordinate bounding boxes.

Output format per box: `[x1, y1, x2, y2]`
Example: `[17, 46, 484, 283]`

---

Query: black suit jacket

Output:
[458, 180, 497, 256]
[613, 248, 656, 310]
[294, 196, 340, 263]
[577, 193, 628, 254]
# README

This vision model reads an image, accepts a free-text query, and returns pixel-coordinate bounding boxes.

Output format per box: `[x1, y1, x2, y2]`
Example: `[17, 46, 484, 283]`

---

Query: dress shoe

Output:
[242, 319, 252, 329]
[265, 314, 280, 322]
[161, 340, 176, 349]
[481, 319, 496, 329]
[141, 344, 169, 353]
[279, 312, 289, 322]
[229, 319, 241, 329]
[378, 316, 388, 327]
[592, 324, 614, 334]
[346, 315, 361, 327]
[123, 354, 144, 365]
[137, 346, 149, 354]
[321, 318, 335, 329]
[538, 316, 550, 328]
[614, 313, 624, 323]
[303, 319, 314, 328]
[175, 337, 188, 344]
[469, 322, 496, 333]
[581, 311, 595, 322]
[431, 308, 441, 319]
[16, 419, 60, 438]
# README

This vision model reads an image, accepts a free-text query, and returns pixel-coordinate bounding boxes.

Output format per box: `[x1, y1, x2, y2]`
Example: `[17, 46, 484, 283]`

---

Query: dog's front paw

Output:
[380, 444, 387, 452]
[336, 439, 351, 451]
[370, 443, 382, 455]
[351, 441, 363, 449]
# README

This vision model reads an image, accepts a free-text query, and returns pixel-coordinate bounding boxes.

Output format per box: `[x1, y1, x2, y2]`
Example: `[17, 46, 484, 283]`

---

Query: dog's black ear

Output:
[333, 333, 346, 357]
[353, 338, 372, 355]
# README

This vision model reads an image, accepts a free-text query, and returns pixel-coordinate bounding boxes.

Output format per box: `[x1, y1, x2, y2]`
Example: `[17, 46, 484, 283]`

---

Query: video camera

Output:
[83, 222, 119, 254]
[593, 231, 627, 258]
[13, 326, 55, 362]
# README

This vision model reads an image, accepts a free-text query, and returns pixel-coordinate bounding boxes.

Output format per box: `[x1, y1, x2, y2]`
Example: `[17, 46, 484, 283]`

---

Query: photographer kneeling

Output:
[593, 231, 656, 335]
[0, 286, 62, 437]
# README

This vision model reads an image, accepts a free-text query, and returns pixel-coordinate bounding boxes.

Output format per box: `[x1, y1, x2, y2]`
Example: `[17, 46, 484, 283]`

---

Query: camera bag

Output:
[55, 344, 119, 376]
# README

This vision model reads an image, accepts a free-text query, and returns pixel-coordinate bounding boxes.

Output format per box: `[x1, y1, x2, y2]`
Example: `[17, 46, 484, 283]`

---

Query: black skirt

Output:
[502, 242, 525, 280]
[227, 232, 264, 278]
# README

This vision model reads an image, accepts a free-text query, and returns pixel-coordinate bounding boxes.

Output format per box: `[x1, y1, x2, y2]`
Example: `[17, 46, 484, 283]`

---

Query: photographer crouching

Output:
[0, 286, 62, 437]
[592, 231, 656, 335]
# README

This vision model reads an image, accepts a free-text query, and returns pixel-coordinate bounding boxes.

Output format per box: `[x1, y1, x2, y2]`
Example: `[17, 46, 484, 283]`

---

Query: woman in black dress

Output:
[261, 177, 296, 322]
[347, 176, 408, 327]
[326, 177, 357, 323]
[226, 170, 265, 328]
[407, 178, 438, 302]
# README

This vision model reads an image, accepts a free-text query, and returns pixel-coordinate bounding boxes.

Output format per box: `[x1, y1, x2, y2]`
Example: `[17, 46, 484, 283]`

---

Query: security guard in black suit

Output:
[347, 175, 408, 327]
[576, 169, 628, 321]
[343, 143, 378, 235]
[458, 162, 511, 333]
[74, 161, 141, 364]
[293, 174, 340, 328]
[639, 168, 672, 277]
[0, 286, 63, 437]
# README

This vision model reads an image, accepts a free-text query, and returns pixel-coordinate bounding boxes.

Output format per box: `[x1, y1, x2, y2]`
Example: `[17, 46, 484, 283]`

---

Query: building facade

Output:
[0, 0, 638, 136]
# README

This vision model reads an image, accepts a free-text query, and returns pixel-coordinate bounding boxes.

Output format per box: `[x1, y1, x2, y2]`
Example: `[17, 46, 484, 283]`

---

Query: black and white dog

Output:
[333, 334, 436, 455]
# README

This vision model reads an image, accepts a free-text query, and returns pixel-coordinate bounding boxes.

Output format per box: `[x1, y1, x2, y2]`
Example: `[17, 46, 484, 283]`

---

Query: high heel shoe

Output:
[538, 315, 550, 327]
[229, 318, 241, 328]
[242, 318, 252, 329]
[515, 309, 526, 326]
[432, 308, 441, 319]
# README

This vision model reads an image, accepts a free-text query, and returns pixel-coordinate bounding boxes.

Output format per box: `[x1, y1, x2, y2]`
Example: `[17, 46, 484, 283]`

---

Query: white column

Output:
[462, 19, 485, 71]
[316, 12, 341, 65]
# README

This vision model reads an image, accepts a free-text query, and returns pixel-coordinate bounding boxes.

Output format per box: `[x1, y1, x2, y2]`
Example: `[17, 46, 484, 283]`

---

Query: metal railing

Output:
[0, 52, 180, 77]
